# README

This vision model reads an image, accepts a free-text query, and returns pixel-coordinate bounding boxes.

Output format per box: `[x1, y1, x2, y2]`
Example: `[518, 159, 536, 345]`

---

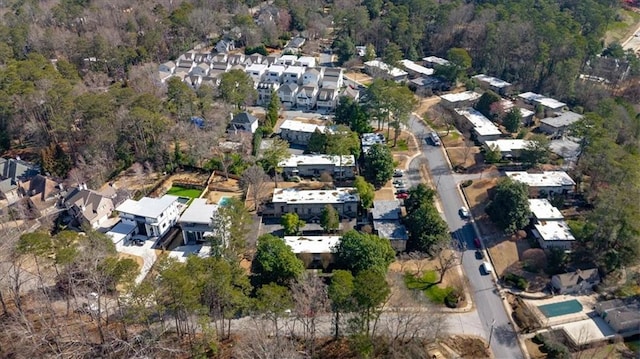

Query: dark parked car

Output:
[473, 237, 482, 248]
[396, 192, 409, 199]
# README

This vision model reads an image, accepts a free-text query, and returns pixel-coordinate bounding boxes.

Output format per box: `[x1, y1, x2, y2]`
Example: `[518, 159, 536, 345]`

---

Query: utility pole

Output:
[487, 319, 496, 348]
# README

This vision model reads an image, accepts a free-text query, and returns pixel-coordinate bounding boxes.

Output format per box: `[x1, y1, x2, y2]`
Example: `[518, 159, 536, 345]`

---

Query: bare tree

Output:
[240, 165, 270, 211]
[461, 138, 475, 168]
[290, 274, 329, 356]
[233, 318, 303, 359]
[434, 243, 458, 284]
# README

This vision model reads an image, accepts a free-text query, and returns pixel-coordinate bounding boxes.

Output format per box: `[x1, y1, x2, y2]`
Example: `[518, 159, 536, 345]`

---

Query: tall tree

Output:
[334, 230, 395, 275]
[281, 212, 306, 235]
[240, 165, 271, 211]
[521, 134, 550, 168]
[253, 234, 305, 286]
[364, 143, 394, 188]
[354, 176, 375, 209]
[265, 91, 281, 130]
[262, 138, 291, 188]
[219, 69, 257, 110]
[210, 197, 252, 257]
[335, 97, 372, 134]
[350, 269, 390, 338]
[383, 42, 403, 67]
[328, 270, 354, 339]
[475, 90, 501, 119]
[320, 204, 340, 233]
[485, 177, 530, 234]
[503, 108, 522, 133]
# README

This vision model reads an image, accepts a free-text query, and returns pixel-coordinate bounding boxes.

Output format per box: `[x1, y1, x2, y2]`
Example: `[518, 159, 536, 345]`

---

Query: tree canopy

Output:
[485, 178, 530, 234]
[363, 144, 394, 188]
[334, 230, 395, 275]
[403, 184, 450, 253]
[252, 234, 305, 286]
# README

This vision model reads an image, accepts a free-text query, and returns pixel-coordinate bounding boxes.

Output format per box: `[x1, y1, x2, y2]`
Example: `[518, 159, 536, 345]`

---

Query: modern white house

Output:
[454, 108, 502, 143]
[178, 198, 219, 245]
[399, 59, 434, 78]
[528, 198, 575, 250]
[115, 195, 181, 239]
[279, 154, 356, 179]
[277, 54, 299, 66]
[295, 56, 316, 67]
[278, 83, 300, 107]
[265, 65, 286, 83]
[283, 235, 341, 255]
[539, 111, 583, 138]
[440, 91, 482, 109]
[296, 85, 319, 110]
[245, 63, 268, 84]
[279, 119, 327, 145]
[282, 65, 305, 84]
[257, 82, 280, 105]
[321, 68, 343, 89]
[303, 67, 323, 86]
[484, 139, 532, 159]
[518, 92, 567, 116]
[316, 88, 338, 112]
[472, 74, 512, 95]
[264, 187, 360, 219]
[364, 60, 408, 82]
[422, 56, 450, 67]
[506, 171, 576, 196]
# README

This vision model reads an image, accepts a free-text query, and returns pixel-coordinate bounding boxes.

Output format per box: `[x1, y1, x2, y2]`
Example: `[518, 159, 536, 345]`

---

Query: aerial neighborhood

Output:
[1, 0, 639, 358]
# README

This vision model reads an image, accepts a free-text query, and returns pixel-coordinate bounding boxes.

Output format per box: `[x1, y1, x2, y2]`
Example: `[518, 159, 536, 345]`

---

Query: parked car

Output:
[459, 207, 470, 218]
[430, 132, 441, 146]
[392, 179, 403, 185]
[396, 192, 409, 199]
[393, 169, 404, 177]
[393, 181, 405, 188]
[481, 261, 493, 275]
[396, 189, 409, 194]
[475, 250, 484, 260]
[133, 238, 145, 246]
[473, 237, 481, 248]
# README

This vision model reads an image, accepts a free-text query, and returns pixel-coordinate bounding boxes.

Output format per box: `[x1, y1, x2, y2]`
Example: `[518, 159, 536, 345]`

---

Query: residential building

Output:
[277, 54, 299, 66]
[265, 65, 286, 83]
[549, 138, 581, 167]
[278, 83, 299, 107]
[257, 82, 280, 105]
[316, 88, 338, 112]
[264, 187, 359, 219]
[63, 187, 114, 229]
[484, 139, 532, 159]
[228, 112, 259, 134]
[321, 68, 344, 89]
[422, 56, 450, 67]
[116, 195, 181, 238]
[551, 269, 600, 294]
[361, 132, 386, 154]
[227, 53, 245, 66]
[472, 74, 512, 95]
[371, 200, 408, 251]
[295, 56, 316, 67]
[581, 56, 631, 85]
[440, 91, 482, 109]
[282, 65, 305, 84]
[296, 85, 319, 110]
[506, 171, 576, 196]
[364, 60, 408, 82]
[279, 119, 326, 145]
[245, 63, 268, 84]
[190, 62, 210, 77]
[215, 39, 235, 54]
[340, 86, 360, 103]
[285, 37, 306, 53]
[248, 53, 266, 65]
[539, 111, 583, 138]
[453, 108, 502, 143]
[159, 71, 173, 84]
[194, 52, 211, 63]
[0, 158, 40, 204]
[176, 60, 194, 72]
[399, 59, 434, 78]
[265, 54, 280, 66]
[211, 54, 228, 63]
[201, 73, 222, 88]
[596, 299, 640, 335]
[210, 61, 231, 72]
[517, 92, 567, 116]
[159, 61, 176, 74]
[184, 75, 202, 89]
[303, 67, 323, 86]
[279, 154, 356, 179]
[178, 198, 219, 245]
[284, 235, 340, 255]
[528, 198, 575, 250]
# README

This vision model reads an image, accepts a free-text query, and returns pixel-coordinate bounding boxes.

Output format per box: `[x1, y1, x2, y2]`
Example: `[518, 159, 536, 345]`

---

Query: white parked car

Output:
[459, 207, 470, 218]
[482, 261, 493, 275]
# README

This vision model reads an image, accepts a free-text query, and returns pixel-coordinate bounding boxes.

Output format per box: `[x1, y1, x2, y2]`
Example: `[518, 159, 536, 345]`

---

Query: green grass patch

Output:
[404, 271, 454, 304]
[389, 138, 409, 151]
[167, 186, 203, 199]
[606, 9, 640, 42]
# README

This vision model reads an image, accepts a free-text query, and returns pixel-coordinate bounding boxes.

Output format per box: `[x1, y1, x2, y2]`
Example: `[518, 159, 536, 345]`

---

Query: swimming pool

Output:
[218, 196, 232, 206]
[538, 299, 583, 318]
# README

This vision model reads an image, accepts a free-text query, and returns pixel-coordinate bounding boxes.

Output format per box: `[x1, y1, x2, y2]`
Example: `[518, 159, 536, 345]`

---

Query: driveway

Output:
[407, 114, 523, 359]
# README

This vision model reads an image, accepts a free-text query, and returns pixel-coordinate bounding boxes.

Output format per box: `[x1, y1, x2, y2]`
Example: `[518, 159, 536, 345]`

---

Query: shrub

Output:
[461, 179, 473, 188]
[504, 273, 529, 290]
[445, 289, 461, 308]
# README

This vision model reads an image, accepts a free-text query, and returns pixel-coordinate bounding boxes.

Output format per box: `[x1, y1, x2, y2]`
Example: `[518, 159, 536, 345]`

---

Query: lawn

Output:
[404, 271, 454, 304]
[167, 186, 203, 199]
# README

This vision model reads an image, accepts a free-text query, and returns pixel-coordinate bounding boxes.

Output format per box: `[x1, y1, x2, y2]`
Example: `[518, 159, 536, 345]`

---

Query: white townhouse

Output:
[190, 62, 211, 77]
[322, 68, 344, 89]
[264, 187, 360, 219]
[115, 195, 181, 239]
[266, 65, 286, 83]
[303, 67, 324, 86]
[278, 83, 299, 107]
[279, 154, 356, 179]
[316, 88, 338, 112]
[506, 171, 576, 197]
[257, 82, 280, 105]
[178, 198, 219, 245]
[283, 65, 306, 84]
[279, 119, 327, 145]
[296, 85, 319, 110]
[245, 63, 268, 84]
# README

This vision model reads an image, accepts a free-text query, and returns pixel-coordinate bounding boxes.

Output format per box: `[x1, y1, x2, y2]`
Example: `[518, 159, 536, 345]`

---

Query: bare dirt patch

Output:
[439, 131, 464, 147]
[524, 338, 546, 359]
[344, 71, 373, 85]
[375, 186, 397, 201]
[442, 335, 490, 359]
[462, 178, 500, 236]
[415, 96, 441, 115]
[446, 146, 480, 168]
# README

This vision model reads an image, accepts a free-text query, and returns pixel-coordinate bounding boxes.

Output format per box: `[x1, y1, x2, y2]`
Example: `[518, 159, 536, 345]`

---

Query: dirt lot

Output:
[415, 96, 441, 115]
[374, 186, 397, 201]
[443, 335, 491, 359]
[462, 177, 501, 236]
[446, 146, 480, 168]
[344, 71, 373, 85]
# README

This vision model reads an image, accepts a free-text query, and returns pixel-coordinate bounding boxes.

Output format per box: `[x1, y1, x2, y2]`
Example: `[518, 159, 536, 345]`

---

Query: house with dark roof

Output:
[596, 298, 640, 336]
[0, 158, 40, 204]
[228, 112, 259, 134]
[278, 83, 300, 107]
[285, 36, 306, 54]
[63, 187, 115, 229]
[316, 88, 338, 112]
[551, 268, 600, 294]
[215, 39, 235, 54]
[371, 200, 408, 251]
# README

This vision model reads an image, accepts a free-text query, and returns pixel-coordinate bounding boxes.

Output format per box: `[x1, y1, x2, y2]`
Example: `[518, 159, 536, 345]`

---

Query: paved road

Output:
[407, 114, 523, 359]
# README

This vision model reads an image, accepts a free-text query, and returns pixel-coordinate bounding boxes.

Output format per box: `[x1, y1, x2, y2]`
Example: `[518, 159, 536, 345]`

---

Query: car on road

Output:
[475, 250, 484, 260]
[429, 132, 441, 146]
[393, 180, 405, 188]
[392, 178, 403, 185]
[396, 192, 409, 199]
[474, 237, 482, 248]
[459, 207, 470, 218]
[393, 169, 404, 177]
[396, 189, 409, 194]
[481, 261, 493, 275]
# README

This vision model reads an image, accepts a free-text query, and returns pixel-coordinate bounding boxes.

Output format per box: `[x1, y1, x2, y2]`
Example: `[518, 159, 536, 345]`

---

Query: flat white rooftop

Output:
[361, 132, 386, 147]
[364, 60, 408, 78]
[267, 65, 286, 73]
[272, 187, 359, 205]
[168, 244, 212, 263]
[519, 107, 535, 117]
[506, 171, 576, 188]
[106, 221, 136, 244]
[485, 139, 532, 153]
[283, 65, 305, 75]
[279, 119, 326, 134]
[178, 198, 219, 225]
[534, 220, 575, 242]
[296, 56, 316, 66]
[279, 55, 298, 62]
[283, 236, 341, 254]
[279, 154, 355, 168]
[117, 195, 178, 219]
[422, 56, 450, 66]
[399, 59, 434, 76]
[454, 108, 501, 136]
[245, 63, 267, 72]
[473, 74, 511, 88]
[540, 111, 583, 128]
[518, 92, 566, 109]
[529, 199, 564, 220]
[440, 91, 482, 103]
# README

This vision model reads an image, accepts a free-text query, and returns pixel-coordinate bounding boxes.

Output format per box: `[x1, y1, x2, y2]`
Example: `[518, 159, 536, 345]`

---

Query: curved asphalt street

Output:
[406, 114, 524, 359]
